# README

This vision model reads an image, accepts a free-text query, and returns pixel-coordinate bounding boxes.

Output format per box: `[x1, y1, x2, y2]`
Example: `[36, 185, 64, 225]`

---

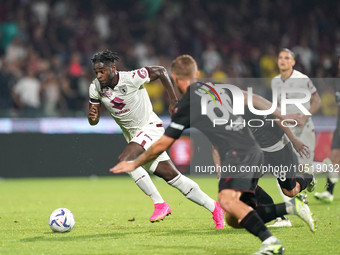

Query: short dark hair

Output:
[91, 50, 120, 67]
[280, 48, 295, 59]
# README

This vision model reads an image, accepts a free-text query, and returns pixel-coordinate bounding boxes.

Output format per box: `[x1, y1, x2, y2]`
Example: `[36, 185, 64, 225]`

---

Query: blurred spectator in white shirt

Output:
[201, 43, 222, 75]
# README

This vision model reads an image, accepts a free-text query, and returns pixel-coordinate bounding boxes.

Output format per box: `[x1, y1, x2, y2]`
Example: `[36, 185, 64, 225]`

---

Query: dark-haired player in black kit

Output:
[244, 109, 317, 226]
[315, 57, 340, 203]
[88, 50, 225, 227]
[111, 55, 316, 255]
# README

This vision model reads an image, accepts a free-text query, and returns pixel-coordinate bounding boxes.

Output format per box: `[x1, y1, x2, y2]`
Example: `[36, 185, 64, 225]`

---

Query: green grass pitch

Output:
[0, 175, 339, 255]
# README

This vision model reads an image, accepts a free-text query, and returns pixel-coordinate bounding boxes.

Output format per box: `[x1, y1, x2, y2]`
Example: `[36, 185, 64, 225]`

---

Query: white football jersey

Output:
[271, 70, 317, 115]
[89, 67, 162, 141]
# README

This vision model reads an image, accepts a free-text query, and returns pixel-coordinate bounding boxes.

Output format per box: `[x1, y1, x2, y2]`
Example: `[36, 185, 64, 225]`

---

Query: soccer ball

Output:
[48, 208, 75, 232]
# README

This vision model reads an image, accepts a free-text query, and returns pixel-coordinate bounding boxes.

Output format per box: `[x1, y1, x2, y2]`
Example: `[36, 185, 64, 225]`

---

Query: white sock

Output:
[128, 167, 164, 204]
[276, 181, 291, 203]
[285, 200, 295, 215]
[168, 174, 215, 212]
[262, 236, 278, 245]
[328, 170, 339, 184]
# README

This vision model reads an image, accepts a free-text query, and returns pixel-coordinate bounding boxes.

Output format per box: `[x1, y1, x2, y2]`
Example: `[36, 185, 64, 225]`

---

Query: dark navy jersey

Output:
[165, 82, 260, 163]
[243, 107, 284, 148]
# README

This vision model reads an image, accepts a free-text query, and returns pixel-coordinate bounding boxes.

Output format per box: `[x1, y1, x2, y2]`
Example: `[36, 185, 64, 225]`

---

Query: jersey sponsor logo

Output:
[110, 97, 126, 110]
[137, 68, 147, 79]
[119, 85, 127, 95]
[114, 109, 130, 115]
[105, 90, 113, 97]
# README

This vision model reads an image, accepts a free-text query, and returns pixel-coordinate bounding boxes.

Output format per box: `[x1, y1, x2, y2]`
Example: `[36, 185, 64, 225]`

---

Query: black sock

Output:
[255, 185, 274, 205]
[326, 178, 335, 194]
[240, 210, 272, 242]
[255, 203, 287, 223]
[296, 173, 313, 192]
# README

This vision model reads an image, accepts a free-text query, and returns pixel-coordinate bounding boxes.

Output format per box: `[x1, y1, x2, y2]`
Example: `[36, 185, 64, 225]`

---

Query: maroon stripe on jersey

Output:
[144, 134, 153, 141]
[312, 91, 317, 95]
[113, 97, 124, 103]
[156, 124, 163, 127]
[136, 131, 143, 137]
[224, 177, 231, 183]
[141, 140, 146, 148]
[144, 66, 151, 78]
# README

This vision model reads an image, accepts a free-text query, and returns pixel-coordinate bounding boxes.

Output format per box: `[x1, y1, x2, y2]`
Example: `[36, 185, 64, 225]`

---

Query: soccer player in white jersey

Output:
[271, 48, 322, 165]
[270, 48, 321, 227]
[88, 50, 224, 228]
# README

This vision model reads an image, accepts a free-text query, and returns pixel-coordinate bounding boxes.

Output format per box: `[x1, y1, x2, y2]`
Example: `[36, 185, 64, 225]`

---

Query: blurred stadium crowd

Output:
[0, 0, 339, 118]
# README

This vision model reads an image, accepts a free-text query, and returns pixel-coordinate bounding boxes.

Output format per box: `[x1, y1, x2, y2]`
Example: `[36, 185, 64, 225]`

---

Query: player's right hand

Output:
[110, 161, 137, 173]
[88, 106, 98, 121]
[292, 138, 310, 158]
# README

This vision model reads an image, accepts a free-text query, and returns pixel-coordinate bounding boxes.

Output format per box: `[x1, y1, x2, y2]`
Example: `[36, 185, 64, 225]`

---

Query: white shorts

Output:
[290, 118, 315, 165]
[129, 123, 170, 173]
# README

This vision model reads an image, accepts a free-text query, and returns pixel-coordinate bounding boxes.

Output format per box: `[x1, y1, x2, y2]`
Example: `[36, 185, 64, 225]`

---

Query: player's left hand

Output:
[110, 161, 136, 173]
[295, 115, 308, 127]
[168, 102, 178, 116]
[284, 113, 299, 124]
[291, 138, 310, 158]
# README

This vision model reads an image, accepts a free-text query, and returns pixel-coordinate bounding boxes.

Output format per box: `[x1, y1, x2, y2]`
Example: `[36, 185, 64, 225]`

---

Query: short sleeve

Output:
[130, 67, 151, 88]
[306, 79, 317, 95]
[89, 82, 101, 104]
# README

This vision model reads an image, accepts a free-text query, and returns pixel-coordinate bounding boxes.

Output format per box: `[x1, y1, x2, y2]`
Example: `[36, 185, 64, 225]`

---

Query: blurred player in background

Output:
[112, 55, 316, 255]
[270, 48, 321, 227]
[88, 50, 224, 228]
[314, 57, 340, 203]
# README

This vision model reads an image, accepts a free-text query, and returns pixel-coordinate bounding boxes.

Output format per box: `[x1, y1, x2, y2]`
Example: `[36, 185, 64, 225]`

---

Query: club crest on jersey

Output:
[119, 85, 127, 95]
[137, 68, 147, 79]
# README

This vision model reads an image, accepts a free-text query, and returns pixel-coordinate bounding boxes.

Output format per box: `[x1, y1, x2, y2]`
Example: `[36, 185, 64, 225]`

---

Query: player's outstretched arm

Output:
[110, 135, 176, 173]
[243, 90, 309, 157]
[88, 103, 101, 125]
[276, 120, 310, 157]
[148, 66, 178, 114]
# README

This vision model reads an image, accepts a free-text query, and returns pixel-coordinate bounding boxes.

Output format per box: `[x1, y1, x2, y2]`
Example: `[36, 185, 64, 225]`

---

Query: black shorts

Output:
[219, 148, 263, 193]
[331, 127, 340, 150]
[263, 142, 298, 191]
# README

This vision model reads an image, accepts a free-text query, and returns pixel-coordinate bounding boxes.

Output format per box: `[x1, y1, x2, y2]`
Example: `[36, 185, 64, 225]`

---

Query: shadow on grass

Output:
[136, 244, 249, 255]
[20, 227, 250, 245]
[20, 232, 128, 242]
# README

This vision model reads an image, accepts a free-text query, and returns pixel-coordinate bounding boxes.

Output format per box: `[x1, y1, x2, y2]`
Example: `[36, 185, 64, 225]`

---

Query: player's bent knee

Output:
[154, 161, 179, 181]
